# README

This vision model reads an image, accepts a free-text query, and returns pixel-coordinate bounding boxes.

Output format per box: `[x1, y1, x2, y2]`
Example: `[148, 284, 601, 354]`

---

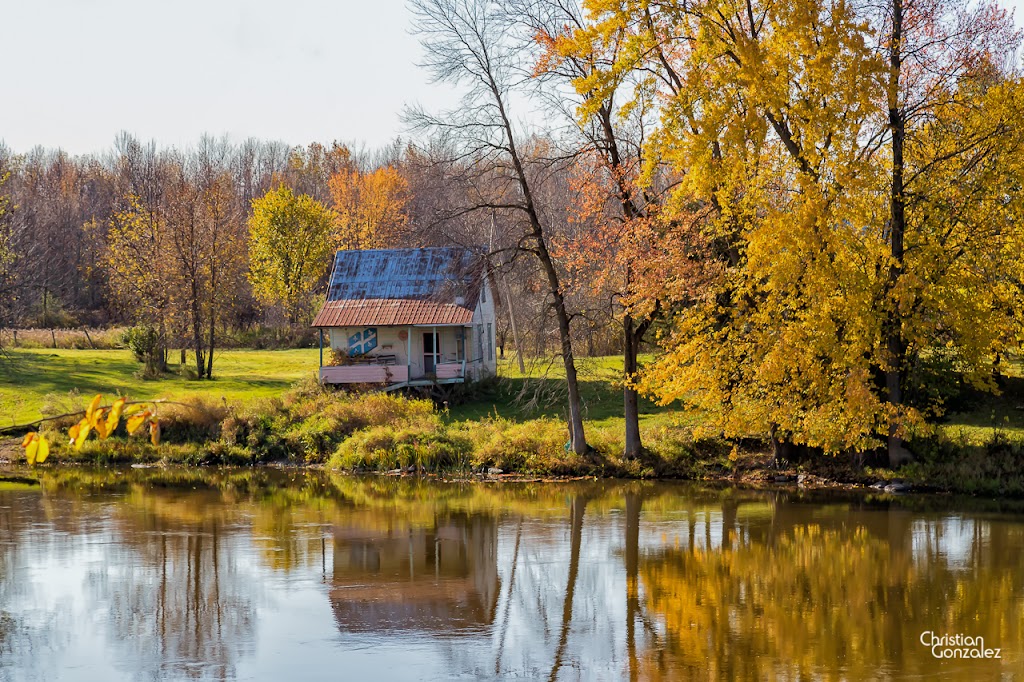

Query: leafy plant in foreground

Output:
[19, 394, 162, 466]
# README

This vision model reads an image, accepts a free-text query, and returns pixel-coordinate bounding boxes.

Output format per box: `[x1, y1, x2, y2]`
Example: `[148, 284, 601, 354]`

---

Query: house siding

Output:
[328, 325, 479, 381]
[315, 248, 497, 384]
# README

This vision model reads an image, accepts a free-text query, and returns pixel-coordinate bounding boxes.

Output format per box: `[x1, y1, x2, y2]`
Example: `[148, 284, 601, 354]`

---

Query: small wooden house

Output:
[312, 247, 497, 387]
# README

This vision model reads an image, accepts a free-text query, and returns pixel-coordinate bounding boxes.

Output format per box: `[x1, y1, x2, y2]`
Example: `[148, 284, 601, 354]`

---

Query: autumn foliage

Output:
[562, 0, 1024, 457]
[20, 394, 162, 466]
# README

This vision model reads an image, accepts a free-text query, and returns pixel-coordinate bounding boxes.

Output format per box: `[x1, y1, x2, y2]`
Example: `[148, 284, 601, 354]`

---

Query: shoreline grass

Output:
[4, 348, 1024, 496]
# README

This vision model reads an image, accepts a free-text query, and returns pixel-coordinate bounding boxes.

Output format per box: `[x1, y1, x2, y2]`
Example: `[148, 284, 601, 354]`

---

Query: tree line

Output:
[2, 0, 1023, 465]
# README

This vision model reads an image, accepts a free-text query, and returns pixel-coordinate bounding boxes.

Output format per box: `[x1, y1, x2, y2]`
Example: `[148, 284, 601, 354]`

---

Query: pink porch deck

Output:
[319, 365, 408, 385]
[319, 363, 464, 385]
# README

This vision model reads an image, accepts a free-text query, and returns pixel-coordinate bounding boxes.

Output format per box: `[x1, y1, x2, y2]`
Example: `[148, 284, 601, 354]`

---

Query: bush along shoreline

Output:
[4, 378, 1024, 497]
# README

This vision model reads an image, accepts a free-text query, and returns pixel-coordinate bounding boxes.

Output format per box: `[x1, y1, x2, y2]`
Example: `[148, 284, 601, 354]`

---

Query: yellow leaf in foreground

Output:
[123, 404, 146, 416]
[86, 394, 103, 422]
[23, 433, 38, 465]
[73, 418, 91, 450]
[35, 435, 49, 463]
[106, 397, 126, 436]
[126, 410, 151, 435]
[93, 408, 109, 439]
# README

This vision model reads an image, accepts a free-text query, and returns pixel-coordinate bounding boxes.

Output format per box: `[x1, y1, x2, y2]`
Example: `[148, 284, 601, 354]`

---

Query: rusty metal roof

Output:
[312, 248, 483, 328]
[313, 298, 474, 326]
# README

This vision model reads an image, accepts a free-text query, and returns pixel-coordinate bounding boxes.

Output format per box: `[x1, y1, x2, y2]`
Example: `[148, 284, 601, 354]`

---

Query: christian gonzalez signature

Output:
[920, 631, 1002, 659]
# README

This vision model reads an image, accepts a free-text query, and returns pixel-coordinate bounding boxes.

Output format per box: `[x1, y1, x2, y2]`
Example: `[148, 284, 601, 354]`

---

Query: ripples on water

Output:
[0, 468, 1022, 681]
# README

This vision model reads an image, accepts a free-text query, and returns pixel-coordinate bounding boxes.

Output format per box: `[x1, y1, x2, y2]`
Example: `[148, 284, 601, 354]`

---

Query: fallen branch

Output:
[0, 399, 196, 436]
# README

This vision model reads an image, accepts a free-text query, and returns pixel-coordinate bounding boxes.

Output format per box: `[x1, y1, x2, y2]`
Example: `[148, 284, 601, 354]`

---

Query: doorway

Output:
[423, 331, 440, 373]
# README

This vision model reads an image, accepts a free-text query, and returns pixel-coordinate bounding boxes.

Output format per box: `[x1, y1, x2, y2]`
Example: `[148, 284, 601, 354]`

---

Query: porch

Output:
[317, 324, 474, 388]
[318, 361, 467, 387]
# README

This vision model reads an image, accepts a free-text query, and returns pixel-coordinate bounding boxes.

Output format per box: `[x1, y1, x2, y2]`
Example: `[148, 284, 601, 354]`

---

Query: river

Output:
[0, 468, 1022, 681]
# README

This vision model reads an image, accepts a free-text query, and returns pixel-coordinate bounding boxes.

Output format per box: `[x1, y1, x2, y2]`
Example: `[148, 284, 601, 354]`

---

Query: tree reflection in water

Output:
[633, 494, 1024, 680]
[0, 469, 1022, 680]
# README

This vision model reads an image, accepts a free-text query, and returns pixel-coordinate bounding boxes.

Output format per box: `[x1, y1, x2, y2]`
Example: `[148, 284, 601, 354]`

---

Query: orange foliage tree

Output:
[329, 165, 409, 250]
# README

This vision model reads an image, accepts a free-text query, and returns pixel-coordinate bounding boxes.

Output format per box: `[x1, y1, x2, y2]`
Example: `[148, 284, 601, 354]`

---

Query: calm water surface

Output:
[1, 468, 1023, 681]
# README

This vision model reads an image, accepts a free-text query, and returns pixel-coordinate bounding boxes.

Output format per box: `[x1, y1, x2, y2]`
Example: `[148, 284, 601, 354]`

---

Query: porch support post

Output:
[461, 327, 466, 379]
[319, 328, 324, 368]
[406, 326, 412, 381]
[432, 326, 437, 378]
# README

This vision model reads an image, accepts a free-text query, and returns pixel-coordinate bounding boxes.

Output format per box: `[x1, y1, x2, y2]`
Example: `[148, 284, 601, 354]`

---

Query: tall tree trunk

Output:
[494, 79, 587, 454]
[885, 0, 908, 467]
[206, 307, 216, 379]
[158, 316, 168, 373]
[623, 313, 643, 459]
[191, 286, 205, 379]
[503, 276, 526, 374]
[541, 255, 587, 455]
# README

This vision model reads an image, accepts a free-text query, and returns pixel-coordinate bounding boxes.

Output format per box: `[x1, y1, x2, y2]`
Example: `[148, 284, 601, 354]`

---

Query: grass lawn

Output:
[0, 348, 686, 436]
[937, 375, 1024, 444]
[0, 348, 321, 426]
[449, 355, 684, 432]
[4, 346, 1021, 449]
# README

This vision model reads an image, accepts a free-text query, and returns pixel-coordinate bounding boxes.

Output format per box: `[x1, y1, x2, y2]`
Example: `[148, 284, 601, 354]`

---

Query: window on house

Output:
[456, 331, 465, 362]
[487, 323, 493, 360]
[481, 283, 486, 303]
[477, 324, 484, 360]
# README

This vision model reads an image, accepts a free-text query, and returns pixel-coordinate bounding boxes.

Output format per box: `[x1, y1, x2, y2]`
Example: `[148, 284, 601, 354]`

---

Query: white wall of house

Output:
[469, 275, 497, 379]
[327, 325, 474, 380]
[323, 274, 497, 381]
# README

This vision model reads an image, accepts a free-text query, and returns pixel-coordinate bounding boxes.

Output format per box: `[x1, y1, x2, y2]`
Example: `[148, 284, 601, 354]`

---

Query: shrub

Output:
[121, 325, 162, 377]
[160, 397, 231, 444]
[459, 416, 569, 472]
[330, 417, 473, 472]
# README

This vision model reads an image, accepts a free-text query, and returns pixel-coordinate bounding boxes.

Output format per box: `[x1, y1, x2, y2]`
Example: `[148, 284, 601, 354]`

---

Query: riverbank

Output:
[0, 383, 1021, 497]
[4, 349, 1024, 496]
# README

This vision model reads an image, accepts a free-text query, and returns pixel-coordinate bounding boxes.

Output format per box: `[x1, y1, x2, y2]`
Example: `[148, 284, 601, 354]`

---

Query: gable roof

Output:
[312, 247, 484, 328]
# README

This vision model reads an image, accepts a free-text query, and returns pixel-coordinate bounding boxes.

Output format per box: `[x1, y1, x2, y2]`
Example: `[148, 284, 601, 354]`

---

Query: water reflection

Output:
[331, 513, 499, 632]
[0, 469, 1022, 681]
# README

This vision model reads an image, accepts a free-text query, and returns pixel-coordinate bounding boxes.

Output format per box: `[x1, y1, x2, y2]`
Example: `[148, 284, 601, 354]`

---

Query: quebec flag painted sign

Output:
[347, 328, 378, 356]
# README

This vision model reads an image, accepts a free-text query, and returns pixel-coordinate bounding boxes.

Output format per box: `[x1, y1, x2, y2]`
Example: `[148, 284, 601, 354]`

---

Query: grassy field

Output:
[0, 348, 681, 429]
[3, 346, 1023, 445]
[446, 354, 683, 429]
[7, 347, 1024, 494]
[0, 348, 321, 426]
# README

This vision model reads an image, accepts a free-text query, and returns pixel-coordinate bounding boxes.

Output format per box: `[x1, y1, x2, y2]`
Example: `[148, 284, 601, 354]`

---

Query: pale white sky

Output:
[1, 0, 1022, 156]
[0, 0, 460, 154]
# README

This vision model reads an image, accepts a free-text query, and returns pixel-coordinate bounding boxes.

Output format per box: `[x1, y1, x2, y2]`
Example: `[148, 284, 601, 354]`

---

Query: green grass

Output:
[936, 374, 1024, 444]
[0, 349, 692, 464]
[10, 347, 1024, 493]
[5, 346, 1023, 454]
[0, 348, 321, 426]
[449, 355, 681, 429]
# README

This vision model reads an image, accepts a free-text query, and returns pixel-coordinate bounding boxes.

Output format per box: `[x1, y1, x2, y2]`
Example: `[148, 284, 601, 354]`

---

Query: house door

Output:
[423, 332, 440, 373]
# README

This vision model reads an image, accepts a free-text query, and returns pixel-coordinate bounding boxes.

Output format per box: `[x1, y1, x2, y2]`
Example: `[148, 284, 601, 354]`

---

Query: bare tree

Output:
[409, 0, 589, 454]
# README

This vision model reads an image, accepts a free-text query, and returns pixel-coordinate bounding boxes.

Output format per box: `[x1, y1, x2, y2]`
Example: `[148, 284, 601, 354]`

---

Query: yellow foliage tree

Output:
[247, 185, 336, 324]
[105, 194, 175, 372]
[567, 0, 1024, 459]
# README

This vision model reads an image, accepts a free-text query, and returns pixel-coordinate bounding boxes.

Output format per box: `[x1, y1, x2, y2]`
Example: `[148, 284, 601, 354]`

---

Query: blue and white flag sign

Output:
[347, 328, 378, 356]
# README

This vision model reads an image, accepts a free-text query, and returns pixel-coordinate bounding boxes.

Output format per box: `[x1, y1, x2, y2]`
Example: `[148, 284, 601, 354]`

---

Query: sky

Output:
[0, 0, 461, 155]
[1, 0, 1022, 157]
